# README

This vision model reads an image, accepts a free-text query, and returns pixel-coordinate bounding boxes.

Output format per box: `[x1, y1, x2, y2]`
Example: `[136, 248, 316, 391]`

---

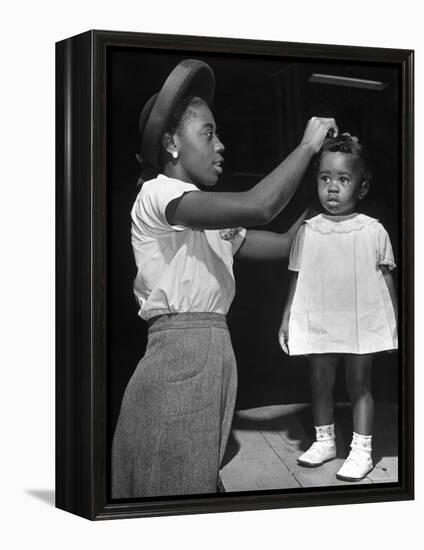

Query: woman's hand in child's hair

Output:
[300, 117, 339, 154]
[279, 318, 290, 354]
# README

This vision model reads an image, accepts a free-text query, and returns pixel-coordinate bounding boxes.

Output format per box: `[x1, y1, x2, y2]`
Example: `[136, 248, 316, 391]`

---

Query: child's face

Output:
[317, 152, 367, 215]
[174, 103, 225, 188]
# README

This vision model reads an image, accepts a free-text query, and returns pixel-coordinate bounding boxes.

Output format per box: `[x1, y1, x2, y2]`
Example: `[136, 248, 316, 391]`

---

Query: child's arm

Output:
[279, 273, 298, 354]
[381, 266, 398, 326]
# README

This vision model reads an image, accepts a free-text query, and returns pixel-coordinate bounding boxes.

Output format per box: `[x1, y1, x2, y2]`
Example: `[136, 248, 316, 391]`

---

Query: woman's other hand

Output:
[301, 117, 338, 154]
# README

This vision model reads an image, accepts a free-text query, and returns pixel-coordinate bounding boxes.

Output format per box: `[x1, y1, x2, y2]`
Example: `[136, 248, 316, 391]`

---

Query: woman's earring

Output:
[172, 151, 179, 160]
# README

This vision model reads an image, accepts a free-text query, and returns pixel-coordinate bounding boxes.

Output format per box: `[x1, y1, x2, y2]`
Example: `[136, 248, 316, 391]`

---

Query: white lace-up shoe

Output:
[336, 448, 373, 481]
[297, 440, 337, 467]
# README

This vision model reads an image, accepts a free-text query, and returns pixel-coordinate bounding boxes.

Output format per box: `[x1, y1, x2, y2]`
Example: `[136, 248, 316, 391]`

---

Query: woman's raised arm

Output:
[166, 117, 337, 230]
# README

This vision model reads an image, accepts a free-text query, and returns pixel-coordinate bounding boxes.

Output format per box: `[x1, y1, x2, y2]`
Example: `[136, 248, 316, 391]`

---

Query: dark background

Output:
[107, 48, 400, 434]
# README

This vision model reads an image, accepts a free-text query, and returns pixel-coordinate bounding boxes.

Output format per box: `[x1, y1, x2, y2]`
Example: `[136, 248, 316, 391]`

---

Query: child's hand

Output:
[279, 319, 290, 354]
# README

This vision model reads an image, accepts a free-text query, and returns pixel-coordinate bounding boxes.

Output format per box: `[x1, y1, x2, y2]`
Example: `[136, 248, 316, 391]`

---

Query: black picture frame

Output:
[55, 29, 414, 520]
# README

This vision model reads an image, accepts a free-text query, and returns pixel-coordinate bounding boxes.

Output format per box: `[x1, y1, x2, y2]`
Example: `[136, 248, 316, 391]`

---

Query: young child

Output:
[279, 134, 398, 481]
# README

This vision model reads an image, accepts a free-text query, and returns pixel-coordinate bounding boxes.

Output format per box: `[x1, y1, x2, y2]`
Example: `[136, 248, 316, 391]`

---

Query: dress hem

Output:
[289, 346, 398, 357]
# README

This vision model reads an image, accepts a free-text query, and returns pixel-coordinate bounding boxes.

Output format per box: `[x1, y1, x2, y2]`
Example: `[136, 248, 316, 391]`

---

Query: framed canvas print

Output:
[56, 30, 414, 520]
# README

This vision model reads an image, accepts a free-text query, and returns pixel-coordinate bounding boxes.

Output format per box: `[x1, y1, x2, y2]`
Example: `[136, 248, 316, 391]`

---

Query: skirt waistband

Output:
[147, 312, 228, 333]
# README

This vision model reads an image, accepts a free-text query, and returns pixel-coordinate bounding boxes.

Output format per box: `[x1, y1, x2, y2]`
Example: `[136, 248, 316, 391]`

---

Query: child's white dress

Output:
[287, 213, 397, 355]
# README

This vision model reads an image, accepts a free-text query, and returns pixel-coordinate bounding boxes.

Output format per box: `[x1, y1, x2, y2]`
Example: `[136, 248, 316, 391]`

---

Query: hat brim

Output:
[140, 59, 215, 169]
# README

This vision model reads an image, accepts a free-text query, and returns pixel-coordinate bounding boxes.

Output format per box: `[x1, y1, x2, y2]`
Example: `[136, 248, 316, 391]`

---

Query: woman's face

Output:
[173, 103, 225, 187]
[317, 151, 367, 215]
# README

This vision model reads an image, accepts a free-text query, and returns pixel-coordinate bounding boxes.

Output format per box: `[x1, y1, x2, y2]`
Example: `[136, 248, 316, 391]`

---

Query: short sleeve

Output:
[137, 176, 200, 232]
[288, 224, 306, 271]
[219, 227, 247, 255]
[376, 223, 396, 270]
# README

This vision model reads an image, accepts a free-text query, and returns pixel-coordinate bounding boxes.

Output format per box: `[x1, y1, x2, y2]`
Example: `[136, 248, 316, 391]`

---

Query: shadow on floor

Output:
[221, 432, 240, 468]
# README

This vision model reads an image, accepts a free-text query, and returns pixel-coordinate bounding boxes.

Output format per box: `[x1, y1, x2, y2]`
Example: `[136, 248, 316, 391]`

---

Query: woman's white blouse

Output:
[131, 174, 246, 320]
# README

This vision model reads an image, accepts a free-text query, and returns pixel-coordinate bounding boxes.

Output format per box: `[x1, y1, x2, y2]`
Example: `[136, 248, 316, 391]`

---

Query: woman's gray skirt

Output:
[111, 312, 237, 498]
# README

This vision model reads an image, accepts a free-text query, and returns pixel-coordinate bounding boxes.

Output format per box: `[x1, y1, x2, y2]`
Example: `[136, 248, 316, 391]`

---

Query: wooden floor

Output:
[220, 403, 398, 491]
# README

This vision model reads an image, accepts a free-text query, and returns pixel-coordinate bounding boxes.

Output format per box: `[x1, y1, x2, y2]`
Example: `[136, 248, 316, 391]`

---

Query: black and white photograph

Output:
[55, 30, 413, 519]
[108, 50, 402, 498]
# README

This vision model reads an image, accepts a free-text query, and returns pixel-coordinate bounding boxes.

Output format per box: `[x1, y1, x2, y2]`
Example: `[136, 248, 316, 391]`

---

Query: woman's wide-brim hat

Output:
[139, 59, 216, 169]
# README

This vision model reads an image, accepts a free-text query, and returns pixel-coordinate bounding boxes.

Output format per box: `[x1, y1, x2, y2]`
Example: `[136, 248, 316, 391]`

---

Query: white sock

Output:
[351, 432, 372, 455]
[315, 424, 335, 443]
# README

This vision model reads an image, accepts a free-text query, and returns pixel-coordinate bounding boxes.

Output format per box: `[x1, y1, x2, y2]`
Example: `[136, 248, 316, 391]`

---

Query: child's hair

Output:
[316, 133, 373, 185]
[136, 96, 207, 186]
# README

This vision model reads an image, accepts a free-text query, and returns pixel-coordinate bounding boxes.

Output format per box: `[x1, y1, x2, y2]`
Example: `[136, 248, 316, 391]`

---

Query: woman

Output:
[112, 59, 338, 498]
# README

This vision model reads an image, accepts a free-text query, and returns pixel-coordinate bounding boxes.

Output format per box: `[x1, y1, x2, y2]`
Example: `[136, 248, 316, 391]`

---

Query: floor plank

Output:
[368, 457, 398, 483]
[220, 428, 300, 491]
